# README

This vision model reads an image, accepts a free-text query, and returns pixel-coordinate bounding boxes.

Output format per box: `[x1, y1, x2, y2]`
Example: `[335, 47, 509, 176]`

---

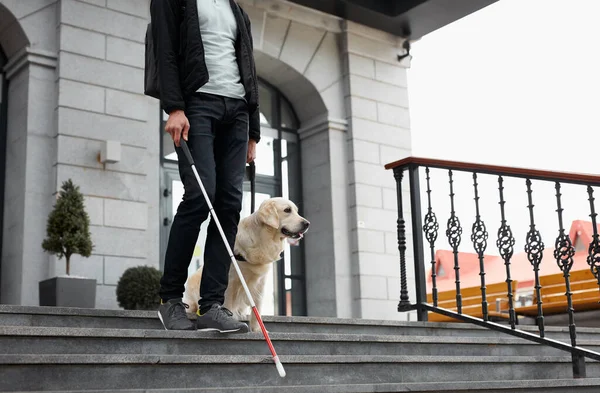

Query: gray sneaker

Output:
[196, 304, 249, 333]
[158, 298, 196, 331]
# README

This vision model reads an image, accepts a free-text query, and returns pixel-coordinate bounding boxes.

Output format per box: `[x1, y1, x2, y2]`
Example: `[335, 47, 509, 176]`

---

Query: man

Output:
[150, 0, 260, 333]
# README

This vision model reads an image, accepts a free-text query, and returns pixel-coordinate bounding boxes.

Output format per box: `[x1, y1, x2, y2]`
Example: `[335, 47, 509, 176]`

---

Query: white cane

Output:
[180, 139, 286, 378]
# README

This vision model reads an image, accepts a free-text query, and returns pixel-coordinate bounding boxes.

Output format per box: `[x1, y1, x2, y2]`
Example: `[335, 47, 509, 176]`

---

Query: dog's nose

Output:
[302, 220, 310, 230]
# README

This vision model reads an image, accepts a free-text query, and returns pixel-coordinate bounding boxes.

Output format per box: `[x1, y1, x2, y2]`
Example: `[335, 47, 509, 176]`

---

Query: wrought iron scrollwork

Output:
[497, 226, 516, 261]
[525, 230, 545, 267]
[554, 233, 576, 273]
[496, 176, 517, 329]
[470, 172, 489, 321]
[553, 184, 574, 272]
[471, 220, 489, 254]
[446, 170, 463, 313]
[525, 179, 545, 338]
[446, 215, 463, 249]
[424, 212, 439, 244]
[423, 167, 440, 306]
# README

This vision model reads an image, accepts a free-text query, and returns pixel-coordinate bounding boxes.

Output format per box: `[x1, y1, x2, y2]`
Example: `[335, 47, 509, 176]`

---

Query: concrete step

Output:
[1, 354, 599, 391]
[2, 305, 600, 341]
[2, 325, 599, 358]
[8, 379, 600, 393]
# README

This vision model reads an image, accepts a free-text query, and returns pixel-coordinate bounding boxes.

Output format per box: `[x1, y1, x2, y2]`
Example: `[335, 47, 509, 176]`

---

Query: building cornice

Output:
[4, 47, 58, 80]
[237, 0, 343, 34]
[298, 114, 348, 140]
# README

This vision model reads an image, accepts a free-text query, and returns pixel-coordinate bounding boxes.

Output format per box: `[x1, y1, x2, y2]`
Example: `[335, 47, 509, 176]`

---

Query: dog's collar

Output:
[234, 252, 284, 262]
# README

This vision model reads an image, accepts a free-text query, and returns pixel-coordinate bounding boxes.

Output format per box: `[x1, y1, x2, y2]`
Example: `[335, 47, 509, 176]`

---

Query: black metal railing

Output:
[385, 157, 600, 379]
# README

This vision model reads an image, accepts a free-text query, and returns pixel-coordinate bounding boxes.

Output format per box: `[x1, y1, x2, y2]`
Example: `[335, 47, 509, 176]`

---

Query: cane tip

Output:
[275, 357, 286, 378]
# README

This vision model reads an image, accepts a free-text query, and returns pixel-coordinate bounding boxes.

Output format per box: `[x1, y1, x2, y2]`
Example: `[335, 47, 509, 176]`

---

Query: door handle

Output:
[163, 217, 171, 226]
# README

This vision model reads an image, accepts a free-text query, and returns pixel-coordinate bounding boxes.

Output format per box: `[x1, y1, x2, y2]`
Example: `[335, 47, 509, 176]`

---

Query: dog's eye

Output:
[284, 207, 292, 213]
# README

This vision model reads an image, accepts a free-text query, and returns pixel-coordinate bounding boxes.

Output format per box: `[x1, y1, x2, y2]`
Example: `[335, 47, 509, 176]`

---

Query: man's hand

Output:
[247, 139, 257, 163]
[165, 110, 190, 147]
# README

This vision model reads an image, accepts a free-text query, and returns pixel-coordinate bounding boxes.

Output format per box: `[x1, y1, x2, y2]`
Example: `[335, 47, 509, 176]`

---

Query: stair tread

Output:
[5, 324, 596, 345]
[0, 353, 593, 364]
[9, 379, 600, 393]
[3, 304, 600, 334]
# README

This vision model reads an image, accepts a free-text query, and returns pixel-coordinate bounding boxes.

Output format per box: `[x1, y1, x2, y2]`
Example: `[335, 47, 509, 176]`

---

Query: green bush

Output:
[41, 179, 93, 276]
[116, 266, 162, 310]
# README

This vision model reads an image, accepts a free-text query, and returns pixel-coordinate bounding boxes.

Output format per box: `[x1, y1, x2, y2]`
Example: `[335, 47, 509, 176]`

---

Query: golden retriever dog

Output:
[183, 197, 309, 332]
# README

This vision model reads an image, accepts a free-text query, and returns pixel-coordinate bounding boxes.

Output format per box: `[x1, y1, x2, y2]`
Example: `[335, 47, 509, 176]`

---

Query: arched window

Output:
[159, 80, 306, 316]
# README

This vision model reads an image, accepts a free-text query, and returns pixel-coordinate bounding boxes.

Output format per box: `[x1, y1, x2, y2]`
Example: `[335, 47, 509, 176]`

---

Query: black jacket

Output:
[150, 0, 260, 142]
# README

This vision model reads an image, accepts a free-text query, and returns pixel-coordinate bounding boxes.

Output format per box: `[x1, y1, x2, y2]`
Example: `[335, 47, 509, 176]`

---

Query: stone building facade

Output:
[0, 0, 416, 321]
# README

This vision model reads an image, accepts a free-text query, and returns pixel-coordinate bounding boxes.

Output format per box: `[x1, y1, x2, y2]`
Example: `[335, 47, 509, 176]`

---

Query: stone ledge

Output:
[0, 353, 583, 365]
[0, 325, 562, 346]
[8, 379, 600, 393]
[2, 305, 600, 334]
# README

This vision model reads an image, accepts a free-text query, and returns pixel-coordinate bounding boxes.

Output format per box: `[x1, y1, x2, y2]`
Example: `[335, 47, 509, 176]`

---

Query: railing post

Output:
[409, 164, 428, 321]
[423, 167, 440, 307]
[471, 172, 489, 322]
[525, 179, 545, 338]
[394, 167, 411, 312]
[497, 176, 517, 329]
[446, 170, 463, 314]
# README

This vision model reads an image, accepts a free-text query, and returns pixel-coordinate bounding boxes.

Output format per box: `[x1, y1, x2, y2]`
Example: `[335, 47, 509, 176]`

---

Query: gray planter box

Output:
[39, 277, 97, 308]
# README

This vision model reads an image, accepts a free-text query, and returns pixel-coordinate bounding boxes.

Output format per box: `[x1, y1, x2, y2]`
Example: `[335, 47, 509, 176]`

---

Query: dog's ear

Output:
[258, 200, 279, 229]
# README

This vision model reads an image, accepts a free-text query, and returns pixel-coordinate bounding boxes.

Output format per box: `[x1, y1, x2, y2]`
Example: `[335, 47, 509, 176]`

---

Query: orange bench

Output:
[515, 269, 600, 317]
[427, 281, 518, 323]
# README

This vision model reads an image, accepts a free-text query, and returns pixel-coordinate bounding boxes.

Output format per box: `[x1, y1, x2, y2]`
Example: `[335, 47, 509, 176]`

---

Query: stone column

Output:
[0, 0, 59, 305]
[342, 21, 416, 321]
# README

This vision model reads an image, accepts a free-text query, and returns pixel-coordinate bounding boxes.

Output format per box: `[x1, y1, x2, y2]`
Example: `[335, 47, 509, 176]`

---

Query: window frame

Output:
[0, 47, 8, 299]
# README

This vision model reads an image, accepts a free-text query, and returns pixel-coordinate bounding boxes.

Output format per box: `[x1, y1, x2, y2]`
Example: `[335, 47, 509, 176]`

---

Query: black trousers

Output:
[159, 92, 248, 314]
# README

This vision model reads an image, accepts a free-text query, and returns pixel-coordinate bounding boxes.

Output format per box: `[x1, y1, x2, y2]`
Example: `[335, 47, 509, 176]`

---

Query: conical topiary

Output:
[42, 179, 93, 276]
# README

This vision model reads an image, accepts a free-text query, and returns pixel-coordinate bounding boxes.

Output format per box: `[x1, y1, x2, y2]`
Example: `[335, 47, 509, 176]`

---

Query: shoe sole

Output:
[197, 327, 246, 334]
[157, 311, 196, 331]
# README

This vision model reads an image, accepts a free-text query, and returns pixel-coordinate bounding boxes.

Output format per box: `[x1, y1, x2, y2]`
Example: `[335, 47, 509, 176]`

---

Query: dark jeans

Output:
[159, 92, 249, 314]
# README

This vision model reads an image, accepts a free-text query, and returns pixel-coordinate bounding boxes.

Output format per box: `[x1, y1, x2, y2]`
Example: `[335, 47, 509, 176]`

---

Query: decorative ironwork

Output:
[385, 158, 600, 379]
[496, 176, 517, 329]
[554, 234, 576, 273]
[525, 230, 544, 265]
[394, 168, 411, 311]
[554, 182, 575, 273]
[423, 167, 440, 306]
[446, 170, 463, 313]
[470, 173, 489, 321]
[524, 179, 545, 338]
[553, 182, 577, 350]
[586, 186, 600, 284]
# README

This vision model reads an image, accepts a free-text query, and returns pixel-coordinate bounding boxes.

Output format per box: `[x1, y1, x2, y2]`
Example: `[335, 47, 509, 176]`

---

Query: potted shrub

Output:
[40, 179, 95, 308]
[116, 266, 162, 310]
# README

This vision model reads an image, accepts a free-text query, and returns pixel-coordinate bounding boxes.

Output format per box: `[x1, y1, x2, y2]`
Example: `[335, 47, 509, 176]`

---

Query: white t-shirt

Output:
[196, 0, 246, 100]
